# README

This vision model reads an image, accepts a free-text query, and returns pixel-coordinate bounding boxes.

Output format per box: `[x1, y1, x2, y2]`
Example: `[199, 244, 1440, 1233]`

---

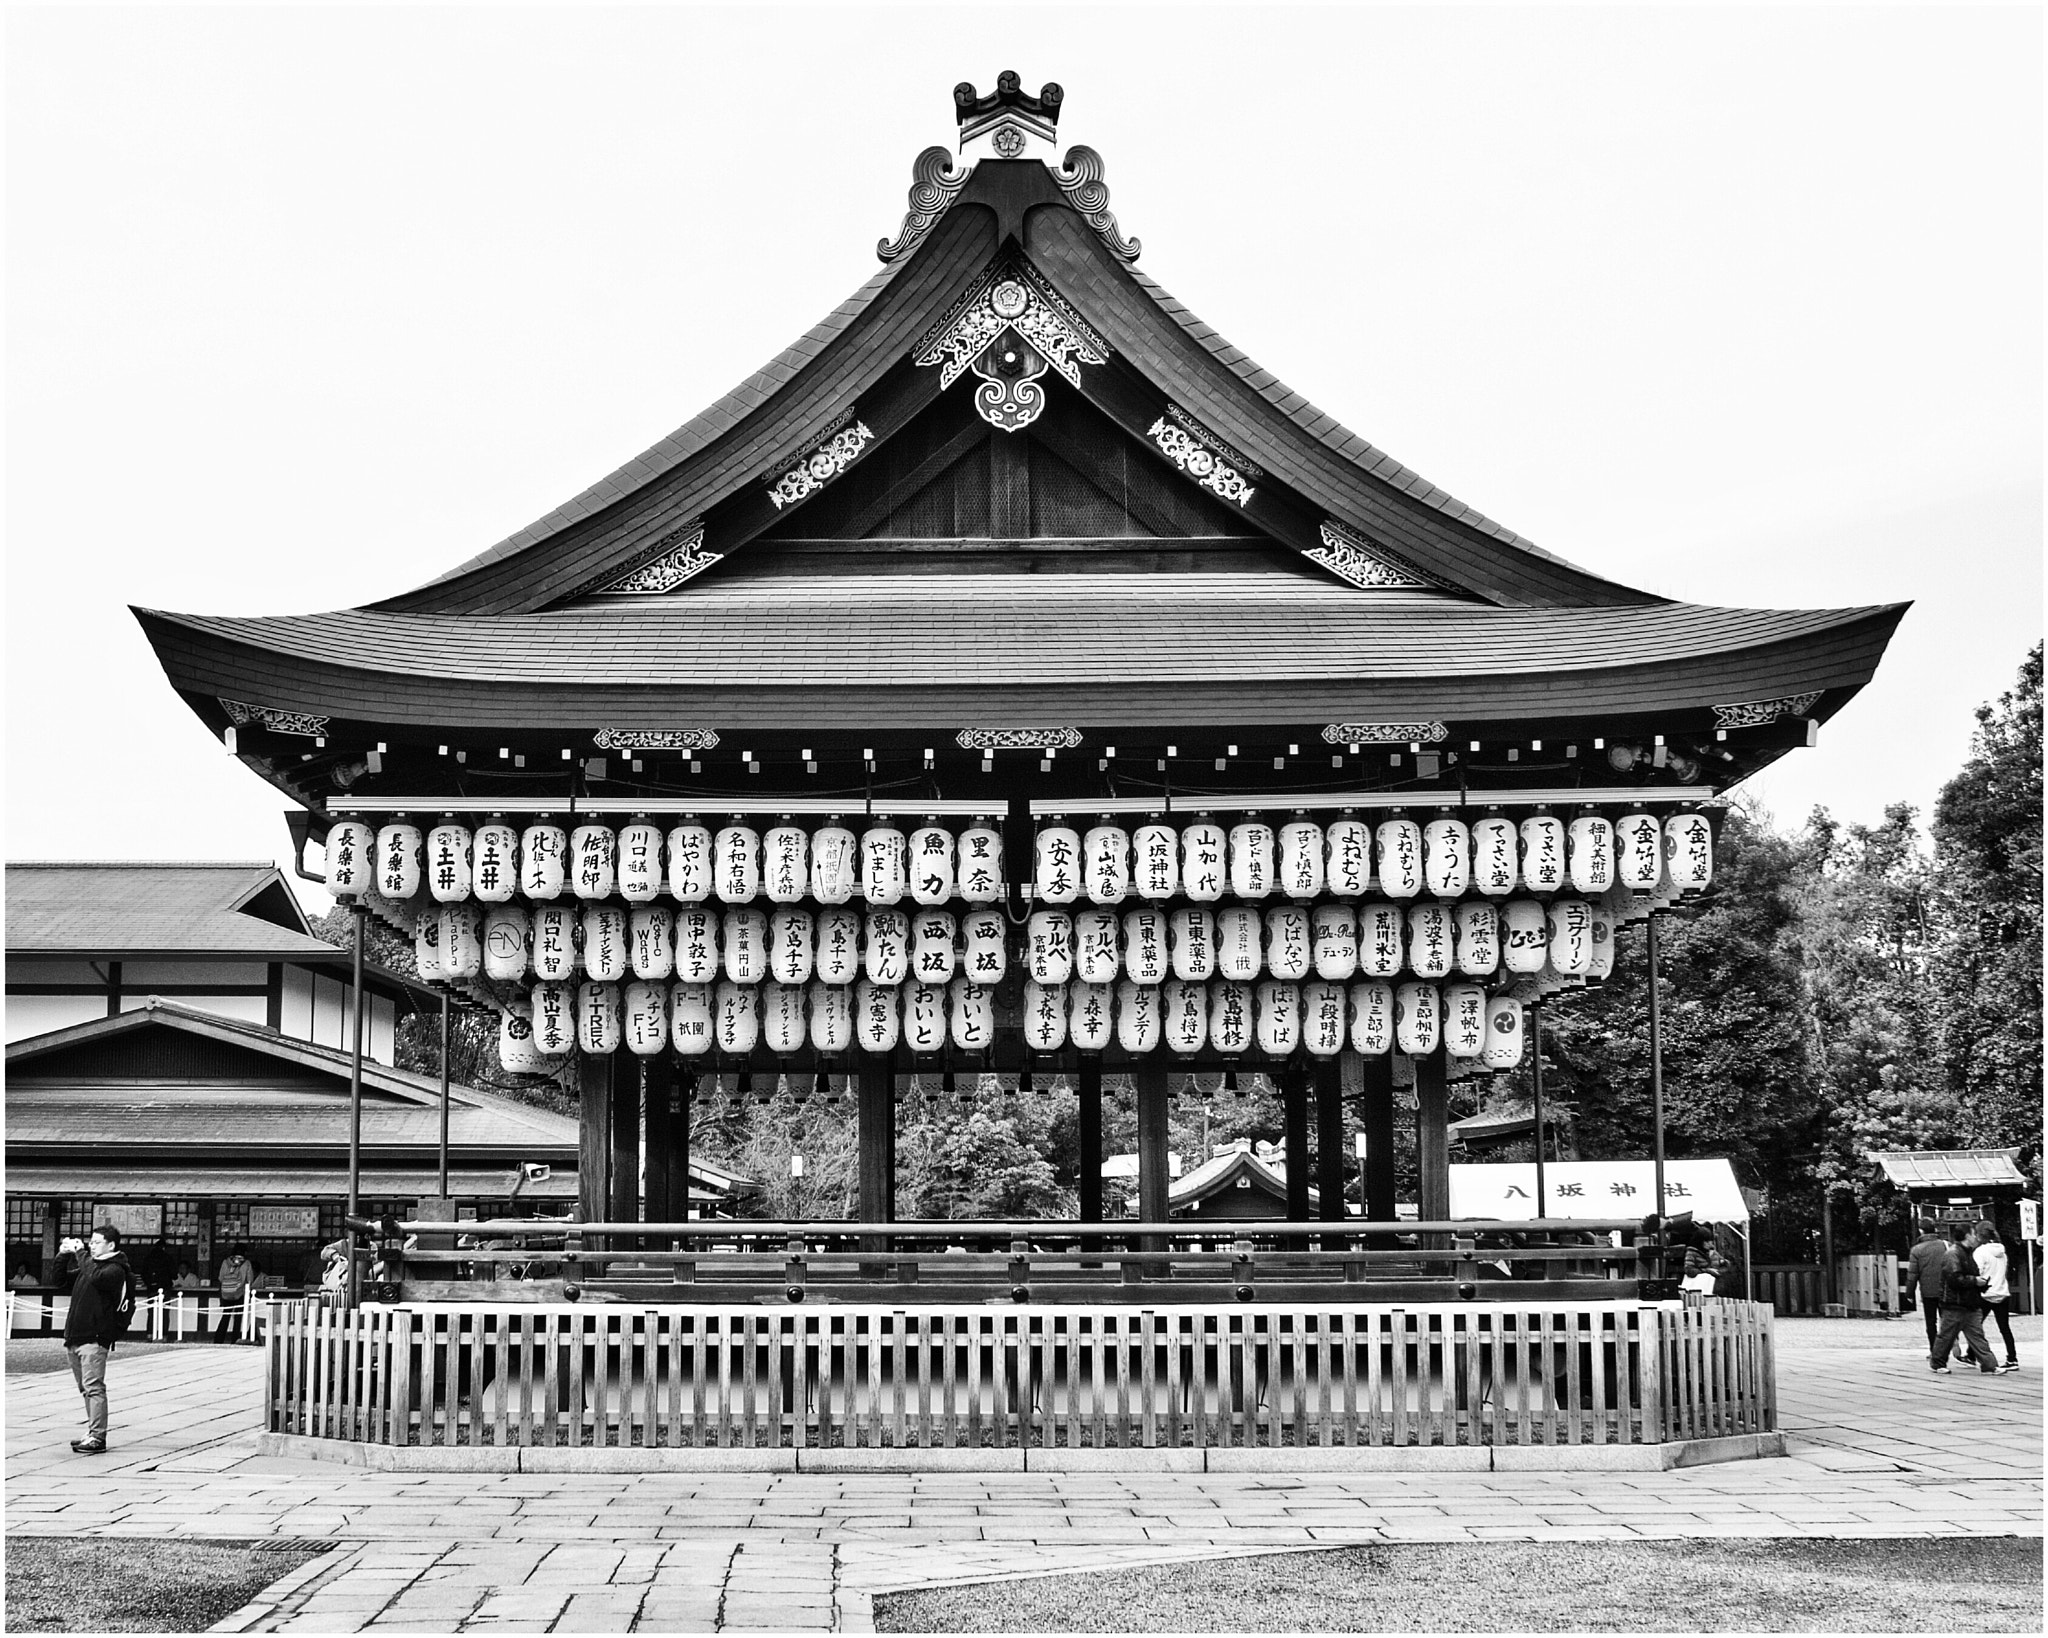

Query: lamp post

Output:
[1646, 908, 1668, 1277]
[1530, 999, 1547, 1219]
[437, 987, 452, 1201]
[346, 900, 367, 1308]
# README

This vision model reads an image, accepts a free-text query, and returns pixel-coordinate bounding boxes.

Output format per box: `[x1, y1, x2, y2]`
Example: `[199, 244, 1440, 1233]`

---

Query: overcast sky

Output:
[6, 3, 2040, 904]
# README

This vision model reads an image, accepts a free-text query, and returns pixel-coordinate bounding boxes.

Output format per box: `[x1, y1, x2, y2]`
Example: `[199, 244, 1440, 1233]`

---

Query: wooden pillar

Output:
[1077, 1060, 1104, 1228]
[643, 1057, 673, 1226]
[577, 1053, 613, 1235]
[1416, 1046, 1451, 1241]
[1283, 1063, 1311, 1220]
[858, 1051, 894, 1246]
[609, 1056, 641, 1231]
[1315, 1057, 1346, 1222]
[1362, 1053, 1397, 1223]
[1136, 1064, 1171, 1252]
[669, 1069, 693, 1228]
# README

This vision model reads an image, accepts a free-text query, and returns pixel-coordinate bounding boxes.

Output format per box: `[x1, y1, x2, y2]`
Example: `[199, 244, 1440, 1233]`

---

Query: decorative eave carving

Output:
[592, 728, 721, 752]
[878, 147, 971, 264]
[1054, 146, 1140, 263]
[594, 523, 719, 595]
[1146, 409, 1257, 507]
[1712, 692, 1823, 729]
[766, 420, 875, 510]
[1321, 722, 1450, 746]
[220, 698, 328, 737]
[1304, 522, 1436, 591]
[956, 726, 1084, 751]
[915, 261, 1109, 390]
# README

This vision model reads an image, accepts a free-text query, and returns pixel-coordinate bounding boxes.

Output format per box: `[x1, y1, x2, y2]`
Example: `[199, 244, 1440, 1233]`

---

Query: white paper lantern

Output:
[674, 908, 719, 984]
[722, 908, 768, 985]
[806, 827, 856, 900]
[957, 822, 1004, 903]
[530, 982, 574, 1055]
[581, 905, 628, 981]
[324, 820, 376, 899]
[861, 823, 907, 906]
[770, 908, 815, 984]
[483, 905, 530, 981]
[578, 981, 622, 1054]
[1407, 903, 1453, 978]
[1376, 819, 1424, 900]
[1216, 905, 1264, 981]
[516, 823, 565, 901]
[1074, 909, 1121, 985]
[1482, 994, 1526, 1070]
[1164, 980, 1208, 1054]
[814, 908, 861, 985]
[1209, 978, 1253, 1054]
[1454, 901, 1500, 977]
[630, 906, 674, 980]
[669, 983, 713, 1056]
[949, 978, 995, 1052]
[862, 909, 909, 985]
[462, 822, 511, 904]
[715, 981, 758, 1055]
[1255, 980, 1301, 1056]
[1665, 812, 1714, 892]
[764, 981, 808, 1055]
[1122, 908, 1167, 984]
[1027, 910, 1074, 984]
[1083, 822, 1131, 905]
[1548, 898, 1594, 975]
[855, 980, 900, 1053]
[414, 909, 446, 981]
[808, 983, 852, 1054]
[714, 822, 761, 904]
[664, 823, 712, 902]
[1501, 900, 1548, 974]
[1615, 811, 1663, 890]
[439, 904, 482, 978]
[531, 904, 577, 981]
[1519, 815, 1566, 894]
[962, 909, 1006, 984]
[1279, 818, 1326, 899]
[1134, 822, 1179, 900]
[1325, 817, 1372, 898]
[1311, 904, 1359, 981]
[1068, 981, 1114, 1052]
[1022, 980, 1069, 1051]
[1170, 908, 1216, 980]
[617, 822, 664, 903]
[1179, 821, 1227, 901]
[1568, 814, 1615, 895]
[1470, 815, 1519, 897]
[427, 823, 473, 903]
[1395, 981, 1441, 1056]
[902, 980, 947, 1054]
[908, 823, 957, 906]
[378, 823, 424, 900]
[625, 981, 668, 1056]
[1359, 904, 1406, 977]
[764, 824, 810, 904]
[1229, 820, 1276, 900]
[911, 910, 957, 984]
[499, 1008, 544, 1074]
[1264, 906, 1312, 981]
[1033, 824, 1081, 905]
[1303, 980, 1346, 1057]
[570, 824, 616, 900]
[1587, 906, 1617, 980]
[1443, 982, 1487, 1058]
[1349, 981, 1395, 1055]
[1423, 817, 1471, 899]
[1115, 981, 1162, 1054]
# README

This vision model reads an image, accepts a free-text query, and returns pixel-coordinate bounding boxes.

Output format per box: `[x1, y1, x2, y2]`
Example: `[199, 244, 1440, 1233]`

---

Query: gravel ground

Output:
[877, 1538, 2044, 1633]
[5, 1539, 328, 1633]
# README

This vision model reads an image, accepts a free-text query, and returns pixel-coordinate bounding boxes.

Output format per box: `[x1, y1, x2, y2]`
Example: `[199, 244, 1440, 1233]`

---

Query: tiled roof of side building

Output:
[5, 861, 339, 957]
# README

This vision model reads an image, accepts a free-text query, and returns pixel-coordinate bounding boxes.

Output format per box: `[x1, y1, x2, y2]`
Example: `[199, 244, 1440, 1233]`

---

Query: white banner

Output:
[1449, 1158, 1749, 1223]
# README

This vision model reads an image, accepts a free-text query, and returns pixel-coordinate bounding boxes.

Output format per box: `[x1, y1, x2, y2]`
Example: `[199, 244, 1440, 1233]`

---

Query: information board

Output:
[2022, 1200, 2040, 1243]
[91, 1204, 163, 1240]
[247, 1206, 322, 1238]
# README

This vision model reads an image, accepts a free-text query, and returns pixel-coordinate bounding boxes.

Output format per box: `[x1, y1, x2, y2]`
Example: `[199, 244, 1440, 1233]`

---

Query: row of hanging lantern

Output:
[330, 809, 1714, 909]
[415, 892, 1637, 989]
[499, 976, 1529, 1071]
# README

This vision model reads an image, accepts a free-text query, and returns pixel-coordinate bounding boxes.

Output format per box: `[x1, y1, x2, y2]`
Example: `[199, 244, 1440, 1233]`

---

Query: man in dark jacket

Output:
[1930, 1226, 2000, 1376]
[1904, 1222, 1951, 1355]
[60, 1224, 134, 1453]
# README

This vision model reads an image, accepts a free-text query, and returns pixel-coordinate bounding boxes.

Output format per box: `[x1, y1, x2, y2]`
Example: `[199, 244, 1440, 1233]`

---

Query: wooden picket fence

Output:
[264, 1298, 1774, 1451]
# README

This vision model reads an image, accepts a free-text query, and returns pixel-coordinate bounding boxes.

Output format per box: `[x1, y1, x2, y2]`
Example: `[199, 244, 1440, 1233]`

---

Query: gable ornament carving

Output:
[956, 727, 1084, 751]
[877, 146, 971, 264]
[766, 421, 875, 510]
[1321, 722, 1450, 746]
[1146, 410, 1257, 508]
[1053, 146, 1140, 263]
[219, 698, 329, 737]
[592, 728, 722, 752]
[1712, 692, 1822, 729]
[1304, 522, 1434, 591]
[596, 524, 720, 595]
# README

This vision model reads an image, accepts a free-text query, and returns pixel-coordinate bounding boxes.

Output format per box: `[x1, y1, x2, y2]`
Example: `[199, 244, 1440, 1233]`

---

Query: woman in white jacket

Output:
[1971, 1220, 2020, 1373]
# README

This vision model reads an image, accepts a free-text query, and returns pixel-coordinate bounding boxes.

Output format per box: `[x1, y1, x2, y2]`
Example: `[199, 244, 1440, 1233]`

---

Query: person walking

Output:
[1904, 1221, 1951, 1358]
[60, 1224, 135, 1454]
[1971, 1219, 2020, 1374]
[1930, 1225, 2001, 1376]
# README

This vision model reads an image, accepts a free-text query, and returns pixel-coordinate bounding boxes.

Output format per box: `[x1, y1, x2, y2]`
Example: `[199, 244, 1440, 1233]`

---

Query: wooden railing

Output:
[263, 1296, 1776, 1451]
[1751, 1265, 1827, 1317]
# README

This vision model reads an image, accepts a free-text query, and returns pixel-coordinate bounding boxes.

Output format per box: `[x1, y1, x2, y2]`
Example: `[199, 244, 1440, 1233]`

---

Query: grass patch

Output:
[6, 1339, 189, 1376]
[877, 1538, 2044, 1633]
[5, 1538, 328, 1633]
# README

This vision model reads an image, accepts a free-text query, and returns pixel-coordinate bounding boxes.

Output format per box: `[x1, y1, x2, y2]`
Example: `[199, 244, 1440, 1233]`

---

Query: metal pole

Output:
[437, 987, 451, 1200]
[1530, 1000, 1547, 1222]
[1646, 908, 1668, 1276]
[347, 901, 367, 1307]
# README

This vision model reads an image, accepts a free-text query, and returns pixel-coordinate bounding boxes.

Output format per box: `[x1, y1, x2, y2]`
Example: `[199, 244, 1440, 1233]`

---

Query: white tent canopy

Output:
[1449, 1159, 1749, 1224]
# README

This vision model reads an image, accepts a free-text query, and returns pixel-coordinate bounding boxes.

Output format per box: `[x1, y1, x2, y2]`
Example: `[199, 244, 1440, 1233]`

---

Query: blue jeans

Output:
[67, 1343, 108, 1440]
[1933, 1306, 1998, 1373]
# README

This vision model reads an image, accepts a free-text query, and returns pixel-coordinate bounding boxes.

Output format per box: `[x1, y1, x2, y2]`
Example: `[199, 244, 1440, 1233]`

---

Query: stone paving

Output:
[4, 1317, 2039, 1632]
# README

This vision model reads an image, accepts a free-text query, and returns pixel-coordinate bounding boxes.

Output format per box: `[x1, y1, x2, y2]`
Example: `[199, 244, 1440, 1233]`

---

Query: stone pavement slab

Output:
[3, 1315, 2036, 1631]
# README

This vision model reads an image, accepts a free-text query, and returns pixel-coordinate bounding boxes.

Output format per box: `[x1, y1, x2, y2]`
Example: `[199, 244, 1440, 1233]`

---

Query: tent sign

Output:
[1448, 1159, 1749, 1223]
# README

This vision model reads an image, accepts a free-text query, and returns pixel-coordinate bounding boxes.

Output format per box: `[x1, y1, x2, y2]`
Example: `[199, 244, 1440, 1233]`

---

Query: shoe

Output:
[70, 1439, 106, 1454]
[2001, 1362, 2020, 1373]
[1930, 1364, 1951, 1373]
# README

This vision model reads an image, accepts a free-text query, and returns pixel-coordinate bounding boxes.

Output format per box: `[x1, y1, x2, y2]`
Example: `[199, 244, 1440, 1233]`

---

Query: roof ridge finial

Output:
[955, 71, 1063, 159]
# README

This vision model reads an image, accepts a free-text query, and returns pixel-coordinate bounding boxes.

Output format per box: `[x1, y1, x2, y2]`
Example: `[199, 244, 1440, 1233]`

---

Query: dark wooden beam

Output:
[1417, 1047, 1451, 1244]
[1136, 1064, 1171, 1253]
[858, 1050, 895, 1248]
[1077, 1059, 1104, 1228]
[577, 1052, 612, 1237]
[1284, 1063, 1311, 1220]
[1362, 1052, 1397, 1223]
[991, 427, 1029, 536]
[609, 1056, 641, 1230]
[643, 1056, 673, 1226]
[1315, 1056, 1346, 1222]
[810, 420, 991, 541]
[670, 1068, 693, 1233]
